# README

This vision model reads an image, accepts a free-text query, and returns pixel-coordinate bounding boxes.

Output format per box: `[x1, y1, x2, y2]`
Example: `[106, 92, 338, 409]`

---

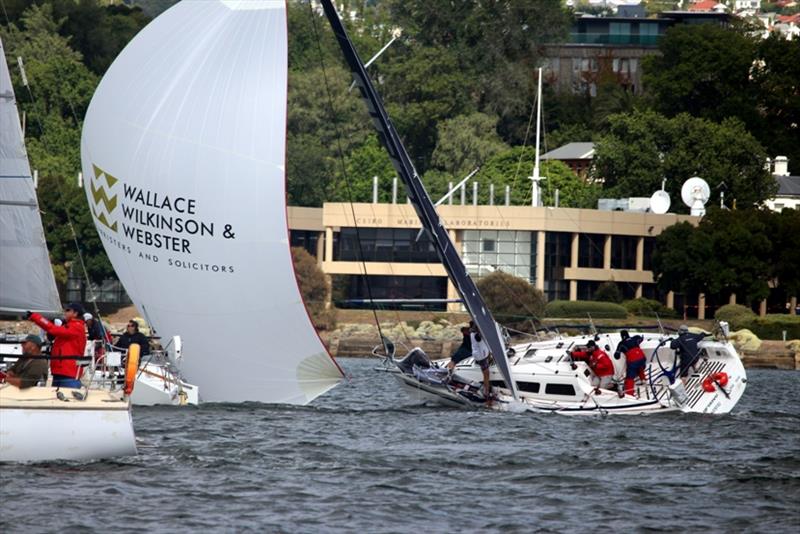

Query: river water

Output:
[1, 360, 798, 533]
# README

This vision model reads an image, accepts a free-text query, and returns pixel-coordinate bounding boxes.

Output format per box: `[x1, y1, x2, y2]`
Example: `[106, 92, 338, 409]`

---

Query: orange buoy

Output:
[701, 375, 716, 393]
[124, 343, 141, 396]
[714, 372, 729, 387]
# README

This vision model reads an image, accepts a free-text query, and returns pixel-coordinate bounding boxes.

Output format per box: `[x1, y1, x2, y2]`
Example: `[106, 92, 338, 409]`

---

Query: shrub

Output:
[715, 303, 756, 330]
[292, 247, 336, 330]
[739, 315, 800, 340]
[623, 298, 678, 318]
[476, 271, 547, 332]
[594, 281, 623, 303]
[545, 300, 628, 319]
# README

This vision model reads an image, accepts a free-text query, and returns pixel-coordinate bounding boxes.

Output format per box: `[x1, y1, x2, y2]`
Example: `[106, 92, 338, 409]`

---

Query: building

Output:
[288, 201, 700, 314]
[542, 10, 730, 96]
[541, 142, 595, 178]
[765, 156, 800, 212]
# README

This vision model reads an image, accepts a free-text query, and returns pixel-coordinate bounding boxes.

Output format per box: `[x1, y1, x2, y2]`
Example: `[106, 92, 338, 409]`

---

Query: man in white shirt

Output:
[470, 324, 492, 405]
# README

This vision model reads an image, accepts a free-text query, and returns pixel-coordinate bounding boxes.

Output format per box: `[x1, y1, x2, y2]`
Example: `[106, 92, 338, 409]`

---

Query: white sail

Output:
[80, 0, 343, 403]
[0, 37, 61, 315]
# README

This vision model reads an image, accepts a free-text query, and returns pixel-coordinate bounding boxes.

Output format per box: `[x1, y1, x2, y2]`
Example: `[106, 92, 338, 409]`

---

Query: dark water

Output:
[2, 360, 798, 533]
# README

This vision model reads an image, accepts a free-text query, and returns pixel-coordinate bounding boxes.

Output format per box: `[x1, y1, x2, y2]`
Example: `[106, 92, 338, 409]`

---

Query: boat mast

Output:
[319, 1, 518, 399]
[530, 67, 543, 207]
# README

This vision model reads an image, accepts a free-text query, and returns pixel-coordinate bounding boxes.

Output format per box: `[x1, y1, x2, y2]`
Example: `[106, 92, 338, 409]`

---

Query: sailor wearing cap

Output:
[3, 334, 49, 389]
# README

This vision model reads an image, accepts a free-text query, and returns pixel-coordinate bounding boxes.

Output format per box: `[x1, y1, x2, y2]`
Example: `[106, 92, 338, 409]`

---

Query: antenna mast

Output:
[530, 67, 543, 207]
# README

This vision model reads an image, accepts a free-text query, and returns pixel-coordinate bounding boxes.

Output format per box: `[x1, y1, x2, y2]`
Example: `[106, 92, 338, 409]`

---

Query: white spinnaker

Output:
[0, 37, 61, 315]
[80, 0, 343, 403]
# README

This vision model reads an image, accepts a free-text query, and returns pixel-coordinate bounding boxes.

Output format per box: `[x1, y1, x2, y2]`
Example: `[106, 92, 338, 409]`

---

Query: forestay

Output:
[320, 1, 518, 399]
[80, 0, 343, 403]
[0, 37, 61, 315]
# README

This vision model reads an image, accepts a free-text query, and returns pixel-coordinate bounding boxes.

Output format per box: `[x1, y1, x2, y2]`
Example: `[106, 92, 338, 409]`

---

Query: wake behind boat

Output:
[380, 325, 746, 415]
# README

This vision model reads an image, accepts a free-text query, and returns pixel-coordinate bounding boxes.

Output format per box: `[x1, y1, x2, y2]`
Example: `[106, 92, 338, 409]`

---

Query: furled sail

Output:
[0, 37, 61, 315]
[320, 1, 518, 399]
[80, 0, 343, 403]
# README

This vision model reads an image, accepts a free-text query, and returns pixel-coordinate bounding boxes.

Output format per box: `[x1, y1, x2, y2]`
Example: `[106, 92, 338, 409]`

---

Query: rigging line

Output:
[3, 21, 104, 322]
[307, 3, 401, 349]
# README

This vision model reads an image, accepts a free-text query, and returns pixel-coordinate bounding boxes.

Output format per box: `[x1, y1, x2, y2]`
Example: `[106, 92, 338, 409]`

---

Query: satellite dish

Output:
[650, 190, 671, 214]
[681, 177, 710, 216]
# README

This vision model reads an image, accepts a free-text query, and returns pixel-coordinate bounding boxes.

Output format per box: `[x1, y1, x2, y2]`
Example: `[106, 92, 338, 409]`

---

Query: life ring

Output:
[124, 343, 141, 396]
[701, 372, 729, 393]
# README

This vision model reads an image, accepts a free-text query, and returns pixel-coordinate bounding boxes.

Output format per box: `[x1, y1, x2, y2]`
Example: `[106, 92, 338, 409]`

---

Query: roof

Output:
[542, 142, 596, 160]
[776, 175, 800, 197]
[688, 0, 727, 11]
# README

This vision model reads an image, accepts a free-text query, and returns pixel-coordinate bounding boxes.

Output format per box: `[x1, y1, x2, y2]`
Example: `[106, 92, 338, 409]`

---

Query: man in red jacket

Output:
[27, 302, 87, 388]
[571, 339, 615, 394]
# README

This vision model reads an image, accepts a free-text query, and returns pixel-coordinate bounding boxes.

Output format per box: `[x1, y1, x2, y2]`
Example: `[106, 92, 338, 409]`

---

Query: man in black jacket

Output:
[115, 320, 150, 356]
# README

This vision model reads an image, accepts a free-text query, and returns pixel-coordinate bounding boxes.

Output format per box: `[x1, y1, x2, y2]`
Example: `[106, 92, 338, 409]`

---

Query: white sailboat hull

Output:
[388, 332, 747, 416]
[0, 386, 137, 462]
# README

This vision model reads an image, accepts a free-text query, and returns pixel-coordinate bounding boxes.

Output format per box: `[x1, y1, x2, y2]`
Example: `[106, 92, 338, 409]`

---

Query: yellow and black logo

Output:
[89, 164, 118, 232]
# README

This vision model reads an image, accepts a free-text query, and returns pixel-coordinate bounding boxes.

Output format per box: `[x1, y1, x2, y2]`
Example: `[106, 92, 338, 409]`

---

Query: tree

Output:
[594, 110, 775, 209]
[291, 247, 336, 330]
[476, 271, 546, 332]
[643, 23, 759, 127]
[430, 112, 509, 177]
[475, 147, 600, 207]
[594, 281, 623, 303]
[2, 4, 111, 284]
[651, 210, 774, 306]
[751, 33, 800, 174]
[328, 134, 396, 203]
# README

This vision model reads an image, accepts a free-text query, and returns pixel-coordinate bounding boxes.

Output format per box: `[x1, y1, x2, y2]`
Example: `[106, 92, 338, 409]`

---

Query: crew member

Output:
[27, 303, 87, 388]
[470, 323, 492, 405]
[3, 334, 48, 389]
[115, 320, 150, 357]
[447, 322, 473, 371]
[571, 339, 614, 393]
[615, 330, 646, 396]
[670, 325, 707, 378]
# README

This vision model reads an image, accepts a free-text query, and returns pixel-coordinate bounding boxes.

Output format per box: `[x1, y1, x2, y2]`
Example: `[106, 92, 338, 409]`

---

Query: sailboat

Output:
[0, 37, 137, 462]
[315, 4, 747, 415]
[80, 0, 343, 403]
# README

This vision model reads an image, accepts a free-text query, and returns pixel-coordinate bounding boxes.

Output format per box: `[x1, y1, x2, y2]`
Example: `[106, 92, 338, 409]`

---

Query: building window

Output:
[577, 281, 601, 301]
[290, 230, 319, 258]
[643, 237, 656, 271]
[336, 275, 448, 311]
[463, 230, 532, 281]
[611, 236, 637, 270]
[544, 232, 571, 301]
[578, 233, 605, 268]
[333, 228, 439, 263]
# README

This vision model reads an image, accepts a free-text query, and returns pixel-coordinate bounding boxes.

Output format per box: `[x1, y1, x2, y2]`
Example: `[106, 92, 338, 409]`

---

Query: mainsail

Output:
[80, 0, 343, 403]
[320, 1, 518, 399]
[0, 37, 61, 315]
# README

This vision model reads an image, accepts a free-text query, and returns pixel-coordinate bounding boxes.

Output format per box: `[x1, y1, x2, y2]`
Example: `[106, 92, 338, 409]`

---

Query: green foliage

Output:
[622, 298, 678, 318]
[751, 34, 800, 176]
[292, 247, 336, 330]
[545, 300, 628, 319]
[476, 271, 546, 332]
[643, 24, 758, 126]
[714, 303, 757, 329]
[593, 281, 623, 304]
[328, 134, 396, 203]
[473, 147, 600, 208]
[2, 4, 112, 284]
[740, 315, 800, 341]
[652, 209, 780, 306]
[431, 113, 509, 177]
[594, 110, 774, 209]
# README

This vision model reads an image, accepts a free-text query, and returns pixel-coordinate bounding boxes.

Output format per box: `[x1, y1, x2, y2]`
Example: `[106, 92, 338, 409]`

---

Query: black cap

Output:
[23, 334, 44, 347]
[65, 302, 84, 316]
[587, 339, 597, 348]
[620, 330, 629, 340]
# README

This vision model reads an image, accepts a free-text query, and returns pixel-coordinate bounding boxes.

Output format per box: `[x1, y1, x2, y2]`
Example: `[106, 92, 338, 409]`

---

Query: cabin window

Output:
[545, 383, 576, 396]
[517, 382, 540, 393]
